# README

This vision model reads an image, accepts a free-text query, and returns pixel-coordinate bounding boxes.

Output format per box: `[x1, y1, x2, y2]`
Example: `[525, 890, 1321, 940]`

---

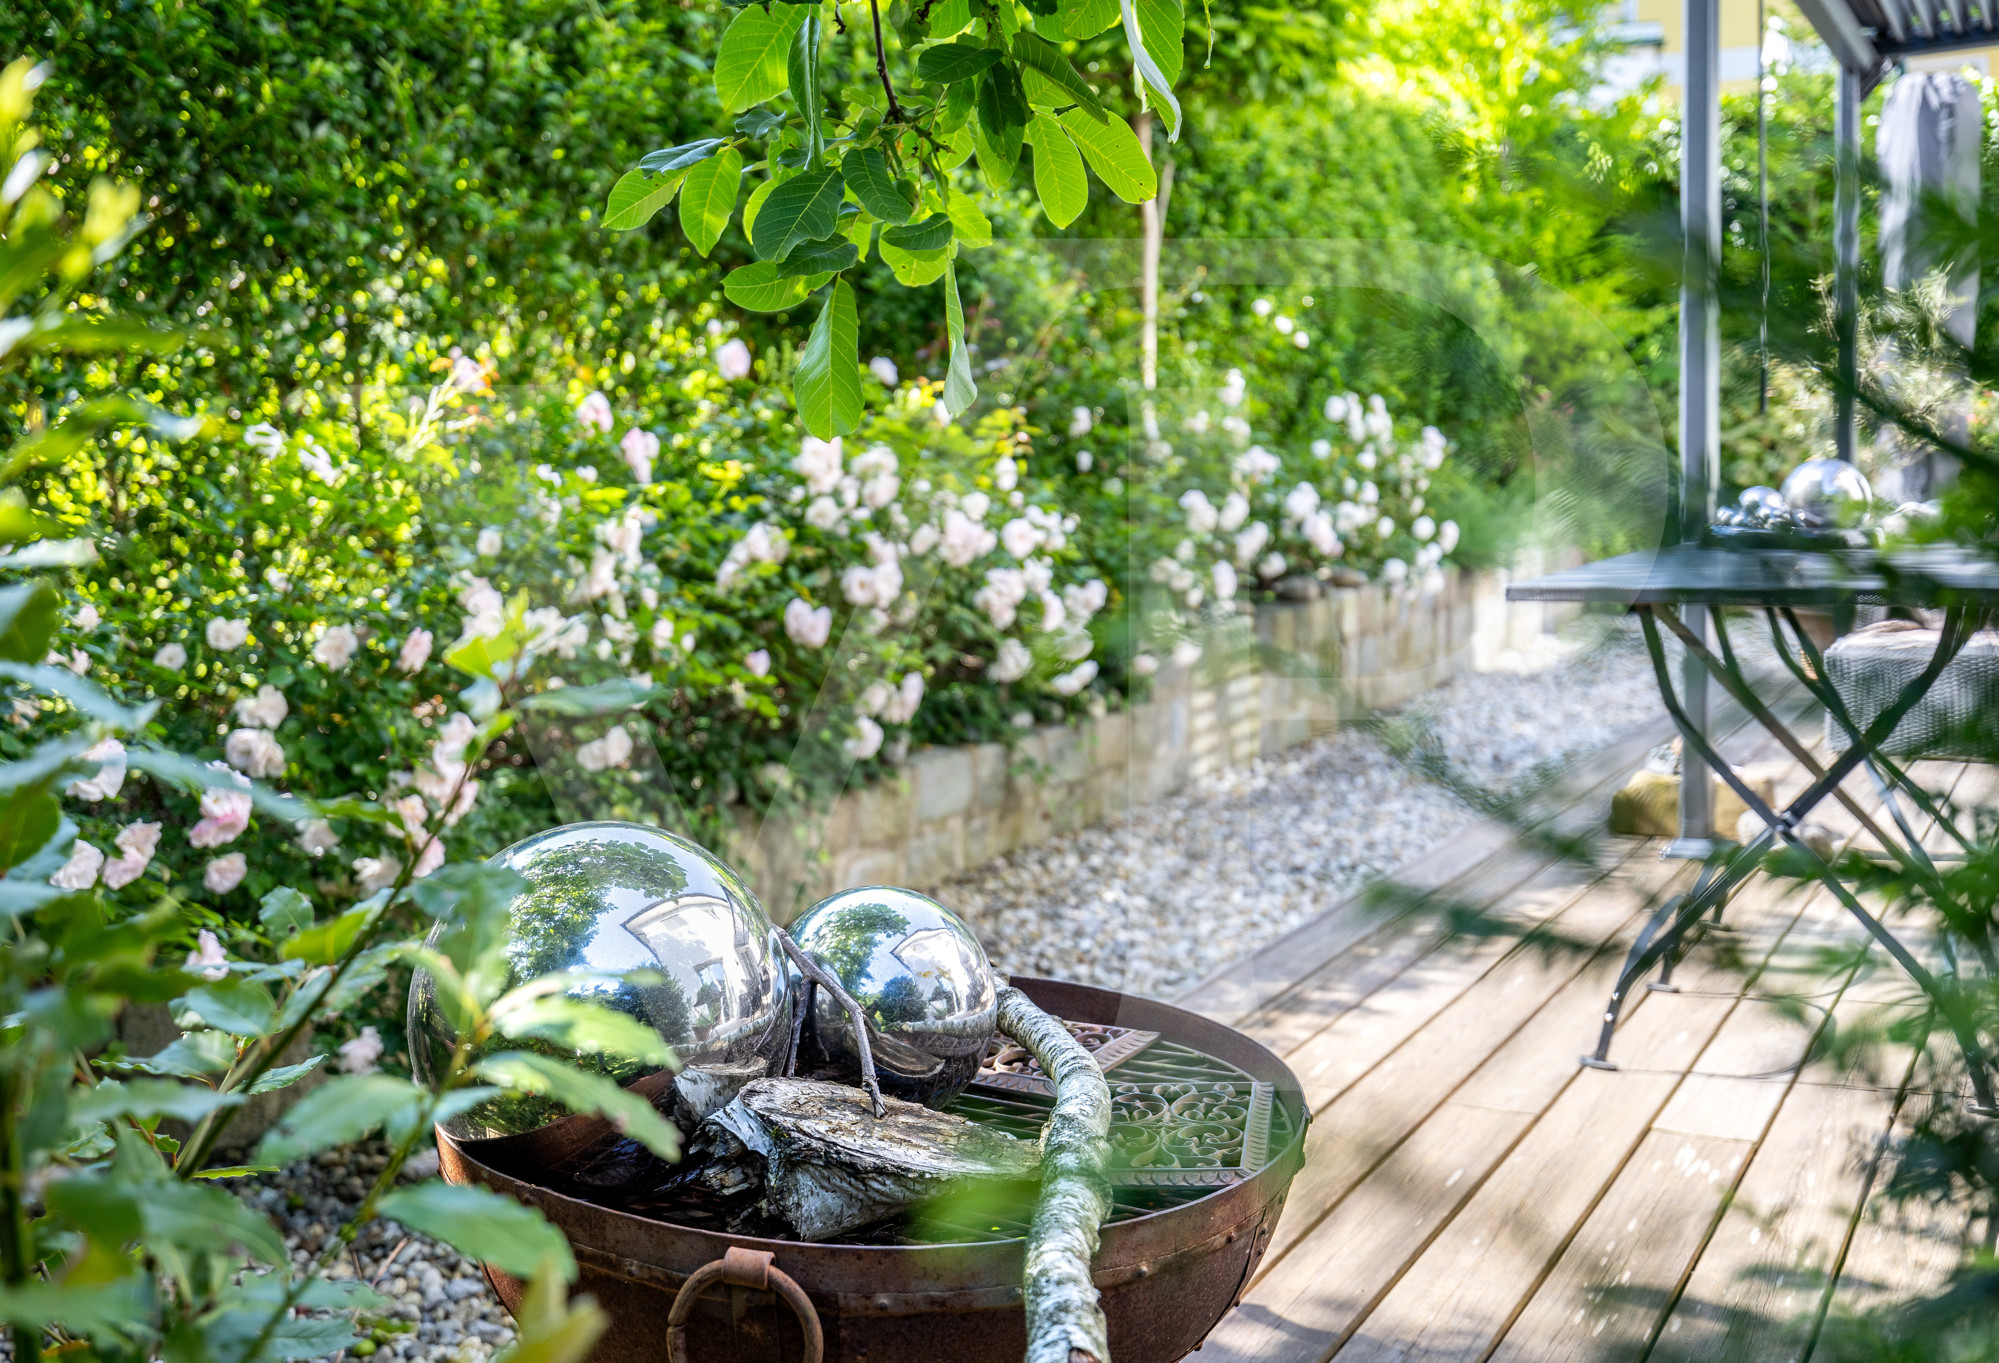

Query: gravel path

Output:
[945, 615, 1663, 999]
[228, 615, 1666, 1361]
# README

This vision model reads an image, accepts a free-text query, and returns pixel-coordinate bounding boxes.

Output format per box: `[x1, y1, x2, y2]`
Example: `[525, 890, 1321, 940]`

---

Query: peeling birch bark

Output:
[996, 985, 1113, 1363]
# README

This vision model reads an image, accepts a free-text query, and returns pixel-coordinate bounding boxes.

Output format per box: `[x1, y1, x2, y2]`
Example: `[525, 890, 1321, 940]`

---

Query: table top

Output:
[1505, 543, 1999, 606]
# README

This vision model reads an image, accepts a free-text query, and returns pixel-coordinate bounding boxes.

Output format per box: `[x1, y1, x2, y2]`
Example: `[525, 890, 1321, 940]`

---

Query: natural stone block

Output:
[912, 746, 974, 821]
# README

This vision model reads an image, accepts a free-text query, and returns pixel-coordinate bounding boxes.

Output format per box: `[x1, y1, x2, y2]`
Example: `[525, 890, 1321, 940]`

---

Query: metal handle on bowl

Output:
[666, 1246, 824, 1363]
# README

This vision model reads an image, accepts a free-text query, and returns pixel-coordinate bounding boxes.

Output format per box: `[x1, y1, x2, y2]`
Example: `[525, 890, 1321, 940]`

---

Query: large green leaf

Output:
[714, 5, 808, 112]
[280, 904, 375, 964]
[1133, 0, 1185, 87]
[242, 1054, 324, 1095]
[637, 138, 728, 173]
[602, 168, 688, 232]
[678, 147, 744, 257]
[1120, 0, 1183, 137]
[494, 995, 679, 1068]
[1058, 108, 1158, 202]
[750, 168, 845, 262]
[475, 1051, 682, 1160]
[258, 885, 313, 937]
[0, 580, 58, 662]
[945, 193, 994, 248]
[878, 238, 950, 286]
[70, 1078, 245, 1126]
[1011, 33, 1106, 118]
[517, 678, 657, 716]
[973, 67, 1028, 188]
[1027, 114, 1090, 227]
[880, 215, 954, 252]
[943, 260, 978, 418]
[112, 1029, 235, 1078]
[378, 1182, 578, 1282]
[778, 238, 859, 277]
[1038, 0, 1120, 39]
[840, 148, 913, 225]
[177, 978, 276, 1037]
[794, 279, 862, 441]
[916, 42, 1003, 84]
[0, 788, 57, 876]
[256, 1073, 424, 1165]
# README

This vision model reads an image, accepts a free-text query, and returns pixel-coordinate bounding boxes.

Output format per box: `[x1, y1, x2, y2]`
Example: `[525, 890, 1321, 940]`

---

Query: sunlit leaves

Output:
[751, 168, 845, 262]
[880, 215, 953, 253]
[257, 1073, 424, 1165]
[841, 148, 913, 225]
[178, 978, 276, 1037]
[1027, 114, 1089, 227]
[0, 580, 59, 662]
[1058, 107, 1158, 201]
[794, 278, 862, 440]
[679, 147, 744, 257]
[378, 1182, 578, 1282]
[1011, 33, 1106, 119]
[725, 260, 816, 311]
[714, 5, 809, 112]
[916, 42, 1003, 84]
[601, 168, 687, 232]
[473, 1051, 682, 1160]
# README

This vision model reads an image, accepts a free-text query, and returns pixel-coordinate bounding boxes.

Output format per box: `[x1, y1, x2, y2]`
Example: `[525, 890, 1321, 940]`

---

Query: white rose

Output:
[784, 598, 833, 649]
[206, 618, 250, 651]
[1377, 516, 1396, 539]
[863, 474, 900, 510]
[1050, 660, 1098, 696]
[313, 624, 360, 670]
[354, 854, 402, 894]
[1212, 560, 1239, 601]
[1179, 490, 1218, 534]
[203, 853, 248, 895]
[1001, 518, 1039, 560]
[1068, 406, 1093, 437]
[1283, 482, 1321, 522]
[990, 639, 1033, 683]
[961, 491, 991, 522]
[51, 840, 104, 891]
[399, 628, 434, 673]
[793, 437, 844, 495]
[102, 819, 163, 889]
[339, 1025, 386, 1076]
[576, 391, 614, 433]
[620, 428, 659, 485]
[938, 511, 996, 567]
[1131, 653, 1159, 676]
[869, 356, 900, 386]
[1233, 522, 1270, 567]
[576, 724, 635, 772]
[1259, 552, 1288, 580]
[1382, 557, 1410, 584]
[909, 523, 939, 556]
[843, 564, 883, 607]
[233, 684, 288, 730]
[1438, 520, 1461, 554]
[476, 526, 504, 556]
[843, 715, 884, 761]
[297, 819, 340, 857]
[882, 672, 924, 725]
[225, 728, 287, 779]
[185, 928, 229, 979]
[243, 422, 286, 457]
[1413, 515, 1436, 542]
[1218, 492, 1250, 533]
[716, 338, 753, 380]
[153, 642, 188, 670]
[66, 738, 127, 802]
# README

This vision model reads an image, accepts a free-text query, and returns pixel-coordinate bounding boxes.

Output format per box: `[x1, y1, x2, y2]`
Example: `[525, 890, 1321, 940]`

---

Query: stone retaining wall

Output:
[741, 564, 1577, 919]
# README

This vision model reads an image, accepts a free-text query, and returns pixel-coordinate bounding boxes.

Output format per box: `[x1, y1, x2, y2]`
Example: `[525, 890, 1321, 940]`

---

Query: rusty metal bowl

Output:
[439, 977, 1307, 1363]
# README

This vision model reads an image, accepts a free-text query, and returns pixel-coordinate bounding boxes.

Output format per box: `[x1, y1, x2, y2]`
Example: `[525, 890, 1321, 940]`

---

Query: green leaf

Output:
[637, 139, 728, 174]
[257, 1073, 424, 1165]
[938, 120, 976, 171]
[943, 260, 979, 418]
[126, 744, 313, 825]
[841, 148, 913, 225]
[178, 978, 276, 1037]
[0, 580, 58, 662]
[880, 215, 954, 252]
[927, 0, 974, 35]
[878, 238, 950, 286]
[1058, 107, 1158, 202]
[735, 106, 785, 139]
[750, 167, 845, 262]
[945, 193, 994, 248]
[494, 996, 679, 1068]
[973, 67, 1028, 187]
[0, 789, 58, 876]
[243, 1054, 324, 1096]
[777, 238, 859, 277]
[601, 168, 687, 232]
[258, 885, 313, 938]
[916, 42, 1004, 83]
[493, 1272, 607, 1363]
[378, 1181, 578, 1282]
[1039, 0, 1120, 39]
[714, 4, 809, 112]
[444, 624, 522, 680]
[475, 1051, 682, 1160]
[280, 904, 376, 965]
[0, 1279, 152, 1344]
[1133, 0, 1185, 87]
[517, 678, 657, 717]
[0, 498, 64, 547]
[1012, 33, 1106, 118]
[1026, 114, 1090, 227]
[794, 279, 863, 441]
[0, 659, 156, 728]
[189, 1164, 280, 1179]
[1120, 0, 1182, 137]
[70, 1078, 246, 1126]
[113, 1029, 235, 1078]
[129, 1176, 288, 1265]
[678, 147, 744, 258]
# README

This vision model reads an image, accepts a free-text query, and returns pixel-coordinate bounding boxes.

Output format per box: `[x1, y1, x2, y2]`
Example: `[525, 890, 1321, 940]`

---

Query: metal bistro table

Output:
[1508, 542, 1999, 1111]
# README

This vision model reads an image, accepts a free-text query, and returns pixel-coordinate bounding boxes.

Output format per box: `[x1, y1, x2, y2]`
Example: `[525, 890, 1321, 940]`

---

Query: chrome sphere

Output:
[789, 886, 999, 1108]
[406, 821, 795, 1142]
[1739, 485, 1787, 518]
[1780, 458, 1873, 528]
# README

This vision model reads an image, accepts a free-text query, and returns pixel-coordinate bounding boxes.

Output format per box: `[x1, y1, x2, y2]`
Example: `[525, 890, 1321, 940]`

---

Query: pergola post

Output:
[1835, 65, 1861, 462]
[1673, 0, 1723, 857]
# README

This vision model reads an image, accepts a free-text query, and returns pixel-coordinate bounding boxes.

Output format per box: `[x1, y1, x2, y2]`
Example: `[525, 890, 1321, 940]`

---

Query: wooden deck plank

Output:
[1485, 1130, 1755, 1362]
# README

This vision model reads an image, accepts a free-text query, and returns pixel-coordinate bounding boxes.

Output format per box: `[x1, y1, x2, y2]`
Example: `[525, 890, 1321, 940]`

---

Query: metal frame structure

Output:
[1673, 0, 1964, 840]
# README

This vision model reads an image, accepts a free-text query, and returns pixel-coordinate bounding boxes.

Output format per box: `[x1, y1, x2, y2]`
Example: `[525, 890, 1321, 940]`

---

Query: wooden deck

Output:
[1175, 689, 1991, 1363]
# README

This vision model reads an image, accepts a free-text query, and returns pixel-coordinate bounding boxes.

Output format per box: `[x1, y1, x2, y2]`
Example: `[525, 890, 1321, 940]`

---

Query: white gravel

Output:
[219, 616, 1667, 1361]
[947, 616, 1663, 1000]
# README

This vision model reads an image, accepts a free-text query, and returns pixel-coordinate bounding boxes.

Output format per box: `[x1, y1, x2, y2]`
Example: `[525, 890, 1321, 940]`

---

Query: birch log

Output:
[995, 985, 1113, 1363]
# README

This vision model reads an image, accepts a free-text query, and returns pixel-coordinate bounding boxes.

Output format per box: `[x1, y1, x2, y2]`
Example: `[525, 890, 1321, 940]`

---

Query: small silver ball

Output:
[1739, 485, 1786, 518]
[790, 886, 998, 1108]
[406, 821, 795, 1142]
[1779, 459, 1872, 528]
